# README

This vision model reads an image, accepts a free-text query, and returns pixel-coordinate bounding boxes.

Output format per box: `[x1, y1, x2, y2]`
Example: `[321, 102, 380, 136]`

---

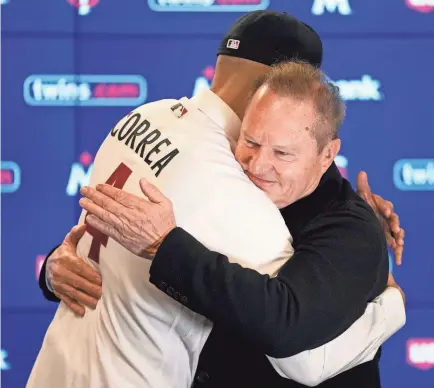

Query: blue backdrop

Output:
[1, 0, 434, 387]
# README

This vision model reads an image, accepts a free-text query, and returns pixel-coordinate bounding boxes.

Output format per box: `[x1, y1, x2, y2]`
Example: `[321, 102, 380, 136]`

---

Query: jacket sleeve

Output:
[38, 245, 61, 302]
[267, 287, 405, 386]
[149, 202, 389, 358]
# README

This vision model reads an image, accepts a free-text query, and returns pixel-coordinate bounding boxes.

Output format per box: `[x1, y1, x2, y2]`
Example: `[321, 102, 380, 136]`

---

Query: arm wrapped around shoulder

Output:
[150, 200, 389, 358]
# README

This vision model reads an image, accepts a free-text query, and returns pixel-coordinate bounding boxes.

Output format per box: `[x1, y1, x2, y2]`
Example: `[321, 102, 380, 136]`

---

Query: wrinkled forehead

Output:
[243, 93, 319, 142]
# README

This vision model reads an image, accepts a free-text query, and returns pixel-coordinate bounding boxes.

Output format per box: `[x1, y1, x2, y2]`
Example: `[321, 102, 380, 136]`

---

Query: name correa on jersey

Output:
[111, 112, 179, 177]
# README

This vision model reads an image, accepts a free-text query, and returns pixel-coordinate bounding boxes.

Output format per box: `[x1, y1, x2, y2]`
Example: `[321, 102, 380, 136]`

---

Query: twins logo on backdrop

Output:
[23, 75, 147, 107]
[1, 161, 21, 193]
[393, 159, 434, 191]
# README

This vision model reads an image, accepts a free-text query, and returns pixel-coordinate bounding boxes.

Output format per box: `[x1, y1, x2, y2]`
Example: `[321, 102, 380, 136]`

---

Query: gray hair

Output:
[251, 60, 346, 152]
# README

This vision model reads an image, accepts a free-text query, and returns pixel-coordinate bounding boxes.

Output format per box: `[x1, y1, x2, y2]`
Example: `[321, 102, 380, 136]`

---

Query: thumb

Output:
[65, 224, 87, 248]
[356, 171, 371, 197]
[140, 178, 166, 204]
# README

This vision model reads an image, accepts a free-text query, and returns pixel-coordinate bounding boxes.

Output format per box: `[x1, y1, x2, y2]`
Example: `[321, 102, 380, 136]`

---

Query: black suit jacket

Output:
[39, 163, 388, 387]
[148, 163, 389, 387]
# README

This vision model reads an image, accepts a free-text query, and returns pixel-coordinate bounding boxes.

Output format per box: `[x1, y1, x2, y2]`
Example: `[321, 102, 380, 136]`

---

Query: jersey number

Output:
[85, 163, 132, 263]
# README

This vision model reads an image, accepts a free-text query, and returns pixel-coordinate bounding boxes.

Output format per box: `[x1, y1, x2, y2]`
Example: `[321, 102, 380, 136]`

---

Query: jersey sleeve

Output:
[266, 287, 405, 386]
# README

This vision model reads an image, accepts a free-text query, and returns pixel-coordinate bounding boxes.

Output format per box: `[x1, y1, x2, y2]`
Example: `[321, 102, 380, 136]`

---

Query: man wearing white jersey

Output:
[31, 11, 405, 388]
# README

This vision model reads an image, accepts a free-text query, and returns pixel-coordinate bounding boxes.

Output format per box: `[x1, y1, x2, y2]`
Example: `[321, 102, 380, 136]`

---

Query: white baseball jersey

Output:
[28, 89, 293, 388]
[27, 89, 405, 388]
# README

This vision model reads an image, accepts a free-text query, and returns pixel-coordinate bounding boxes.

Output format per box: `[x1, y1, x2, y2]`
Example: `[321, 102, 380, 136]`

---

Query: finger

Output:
[80, 198, 123, 230]
[52, 244, 103, 286]
[355, 172, 378, 213]
[93, 184, 141, 209]
[373, 195, 393, 219]
[394, 245, 403, 266]
[54, 281, 99, 310]
[86, 215, 124, 246]
[385, 232, 402, 265]
[356, 171, 371, 197]
[71, 261, 103, 288]
[139, 178, 168, 204]
[51, 262, 102, 300]
[55, 292, 85, 317]
[87, 215, 145, 257]
[385, 233, 396, 250]
[394, 228, 405, 246]
[64, 224, 87, 247]
[59, 266, 102, 299]
[81, 186, 130, 215]
[386, 213, 400, 234]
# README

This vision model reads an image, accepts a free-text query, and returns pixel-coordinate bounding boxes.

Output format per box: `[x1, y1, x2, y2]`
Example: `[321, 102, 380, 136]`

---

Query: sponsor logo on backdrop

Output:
[0, 0, 9, 5]
[406, 0, 434, 13]
[66, 152, 93, 196]
[0, 349, 11, 371]
[334, 155, 348, 178]
[148, 0, 269, 12]
[193, 67, 383, 102]
[393, 159, 434, 191]
[67, 0, 100, 15]
[332, 75, 383, 101]
[407, 339, 434, 370]
[1, 161, 21, 193]
[312, 0, 352, 15]
[23, 75, 147, 107]
[36, 255, 46, 280]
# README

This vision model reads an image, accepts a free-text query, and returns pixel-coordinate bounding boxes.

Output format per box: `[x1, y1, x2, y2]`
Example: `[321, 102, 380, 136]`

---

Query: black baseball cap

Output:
[217, 11, 323, 68]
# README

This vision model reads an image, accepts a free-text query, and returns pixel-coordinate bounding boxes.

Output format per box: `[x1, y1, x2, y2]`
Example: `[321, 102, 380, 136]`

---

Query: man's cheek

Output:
[235, 148, 249, 166]
[279, 174, 295, 196]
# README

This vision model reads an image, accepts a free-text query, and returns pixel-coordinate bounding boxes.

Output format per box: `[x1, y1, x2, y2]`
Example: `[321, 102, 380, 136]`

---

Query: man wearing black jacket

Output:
[77, 66, 405, 387]
[38, 12, 405, 388]
[151, 163, 391, 388]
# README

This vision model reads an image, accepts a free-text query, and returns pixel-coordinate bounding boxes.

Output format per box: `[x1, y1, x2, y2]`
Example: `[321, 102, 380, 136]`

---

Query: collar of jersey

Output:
[190, 88, 241, 135]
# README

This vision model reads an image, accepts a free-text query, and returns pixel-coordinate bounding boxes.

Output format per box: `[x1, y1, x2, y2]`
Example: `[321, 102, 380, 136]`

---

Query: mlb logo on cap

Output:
[226, 39, 240, 50]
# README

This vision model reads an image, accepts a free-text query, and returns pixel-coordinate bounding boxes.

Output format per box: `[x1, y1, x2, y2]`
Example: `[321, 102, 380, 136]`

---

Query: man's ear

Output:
[322, 139, 341, 172]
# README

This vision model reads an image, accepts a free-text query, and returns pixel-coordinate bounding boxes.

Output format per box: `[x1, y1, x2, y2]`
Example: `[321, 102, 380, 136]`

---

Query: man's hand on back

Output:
[47, 225, 102, 317]
[356, 171, 405, 265]
[79, 179, 177, 260]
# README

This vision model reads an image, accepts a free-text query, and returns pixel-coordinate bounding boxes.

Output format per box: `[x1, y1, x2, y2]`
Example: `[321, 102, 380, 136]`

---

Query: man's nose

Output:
[249, 148, 271, 175]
